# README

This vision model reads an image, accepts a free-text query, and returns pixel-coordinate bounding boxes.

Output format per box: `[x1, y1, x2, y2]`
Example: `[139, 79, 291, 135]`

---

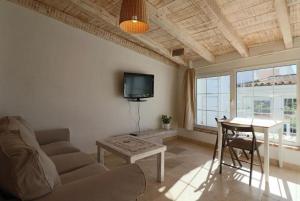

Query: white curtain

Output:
[183, 68, 195, 130]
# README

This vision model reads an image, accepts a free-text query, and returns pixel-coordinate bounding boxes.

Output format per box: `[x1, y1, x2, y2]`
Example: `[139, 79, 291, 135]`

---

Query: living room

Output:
[0, 0, 299, 201]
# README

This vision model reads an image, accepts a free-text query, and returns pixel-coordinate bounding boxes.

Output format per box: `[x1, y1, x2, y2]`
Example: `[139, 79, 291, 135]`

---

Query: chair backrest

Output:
[215, 116, 227, 123]
[221, 122, 256, 138]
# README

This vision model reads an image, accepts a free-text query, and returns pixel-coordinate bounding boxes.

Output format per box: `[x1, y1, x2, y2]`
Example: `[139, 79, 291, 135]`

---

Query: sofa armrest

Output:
[35, 128, 70, 145]
[35, 164, 146, 201]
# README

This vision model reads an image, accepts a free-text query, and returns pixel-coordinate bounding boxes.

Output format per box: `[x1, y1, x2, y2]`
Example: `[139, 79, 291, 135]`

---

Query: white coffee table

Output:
[96, 135, 167, 182]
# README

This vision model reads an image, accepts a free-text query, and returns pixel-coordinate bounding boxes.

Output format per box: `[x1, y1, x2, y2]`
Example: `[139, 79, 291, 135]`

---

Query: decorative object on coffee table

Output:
[161, 115, 172, 130]
[96, 135, 166, 182]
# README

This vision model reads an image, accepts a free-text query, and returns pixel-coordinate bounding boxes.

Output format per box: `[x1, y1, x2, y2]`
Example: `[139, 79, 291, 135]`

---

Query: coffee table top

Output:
[96, 135, 166, 157]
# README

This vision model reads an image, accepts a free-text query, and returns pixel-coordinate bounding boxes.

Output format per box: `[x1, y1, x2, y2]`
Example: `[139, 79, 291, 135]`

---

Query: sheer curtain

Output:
[184, 68, 195, 130]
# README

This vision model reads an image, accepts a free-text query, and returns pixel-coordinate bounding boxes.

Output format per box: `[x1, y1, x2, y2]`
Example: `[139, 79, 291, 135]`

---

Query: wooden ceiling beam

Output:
[70, 0, 187, 66]
[197, 0, 249, 57]
[275, 0, 293, 49]
[147, 2, 216, 63]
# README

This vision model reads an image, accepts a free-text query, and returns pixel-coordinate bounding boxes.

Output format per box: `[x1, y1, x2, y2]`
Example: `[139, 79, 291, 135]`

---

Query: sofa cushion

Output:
[0, 131, 61, 201]
[41, 141, 80, 156]
[60, 164, 107, 184]
[35, 164, 146, 201]
[50, 152, 95, 174]
[0, 116, 39, 147]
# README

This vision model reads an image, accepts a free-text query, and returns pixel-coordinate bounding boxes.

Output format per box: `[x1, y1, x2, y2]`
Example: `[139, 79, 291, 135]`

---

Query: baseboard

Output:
[177, 135, 215, 149]
[163, 135, 178, 142]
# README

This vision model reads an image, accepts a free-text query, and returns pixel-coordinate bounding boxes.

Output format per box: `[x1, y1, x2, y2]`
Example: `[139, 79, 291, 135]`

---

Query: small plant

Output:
[161, 115, 172, 124]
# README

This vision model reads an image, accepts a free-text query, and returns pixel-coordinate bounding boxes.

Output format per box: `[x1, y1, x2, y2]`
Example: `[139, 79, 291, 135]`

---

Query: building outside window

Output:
[254, 99, 271, 118]
[236, 64, 297, 144]
[283, 98, 297, 140]
[196, 75, 230, 128]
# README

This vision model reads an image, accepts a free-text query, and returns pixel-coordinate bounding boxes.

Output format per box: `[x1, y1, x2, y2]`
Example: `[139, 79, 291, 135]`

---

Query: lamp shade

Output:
[119, 0, 149, 33]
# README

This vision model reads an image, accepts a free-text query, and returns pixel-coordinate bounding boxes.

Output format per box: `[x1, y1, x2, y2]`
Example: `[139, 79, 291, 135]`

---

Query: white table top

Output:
[221, 117, 283, 128]
[96, 135, 166, 157]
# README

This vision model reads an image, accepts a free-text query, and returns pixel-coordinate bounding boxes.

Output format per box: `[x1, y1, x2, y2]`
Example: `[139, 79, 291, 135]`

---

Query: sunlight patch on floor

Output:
[287, 181, 300, 201]
[164, 180, 188, 200]
[161, 160, 300, 201]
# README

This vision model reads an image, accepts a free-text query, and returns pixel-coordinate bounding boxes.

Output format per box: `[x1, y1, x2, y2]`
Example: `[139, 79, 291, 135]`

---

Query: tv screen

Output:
[123, 72, 154, 99]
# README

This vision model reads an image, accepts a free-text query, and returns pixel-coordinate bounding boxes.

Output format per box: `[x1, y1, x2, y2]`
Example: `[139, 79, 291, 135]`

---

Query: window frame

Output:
[195, 72, 232, 131]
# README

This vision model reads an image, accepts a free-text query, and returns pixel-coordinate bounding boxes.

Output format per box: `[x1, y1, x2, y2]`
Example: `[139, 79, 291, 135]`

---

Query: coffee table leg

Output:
[97, 146, 105, 165]
[157, 151, 165, 182]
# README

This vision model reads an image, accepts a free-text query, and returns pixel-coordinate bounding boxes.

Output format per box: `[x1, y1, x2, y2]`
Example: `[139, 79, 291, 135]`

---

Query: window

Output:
[254, 99, 271, 115]
[236, 64, 297, 144]
[196, 75, 230, 128]
[283, 98, 297, 139]
[284, 98, 296, 115]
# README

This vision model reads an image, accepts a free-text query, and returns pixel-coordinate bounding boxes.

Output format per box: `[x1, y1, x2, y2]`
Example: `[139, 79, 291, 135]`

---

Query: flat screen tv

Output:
[123, 72, 154, 101]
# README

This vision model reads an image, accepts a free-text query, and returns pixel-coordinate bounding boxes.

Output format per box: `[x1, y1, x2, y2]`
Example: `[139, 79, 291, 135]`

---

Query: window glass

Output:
[196, 75, 230, 128]
[236, 65, 297, 144]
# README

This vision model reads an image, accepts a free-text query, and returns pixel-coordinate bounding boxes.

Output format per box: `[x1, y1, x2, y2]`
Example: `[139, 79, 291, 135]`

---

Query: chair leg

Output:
[249, 152, 254, 186]
[212, 136, 218, 161]
[219, 143, 225, 174]
[228, 147, 237, 167]
[256, 147, 264, 174]
[242, 150, 249, 160]
[231, 147, 242, 167]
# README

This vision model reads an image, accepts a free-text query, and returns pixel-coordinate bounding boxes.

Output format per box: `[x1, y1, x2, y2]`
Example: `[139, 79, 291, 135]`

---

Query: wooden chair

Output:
[219, 122, 264, 185]
[212, 116, 227, 161]
[213, 117, 241, 167]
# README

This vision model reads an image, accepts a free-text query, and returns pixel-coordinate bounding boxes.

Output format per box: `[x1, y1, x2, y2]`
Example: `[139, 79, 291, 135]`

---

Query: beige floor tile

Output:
[103, 139, 300, 201]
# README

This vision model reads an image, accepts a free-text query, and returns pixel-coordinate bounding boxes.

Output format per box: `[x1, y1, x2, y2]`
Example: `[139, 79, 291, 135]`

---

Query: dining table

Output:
[217, 117, 283, 185]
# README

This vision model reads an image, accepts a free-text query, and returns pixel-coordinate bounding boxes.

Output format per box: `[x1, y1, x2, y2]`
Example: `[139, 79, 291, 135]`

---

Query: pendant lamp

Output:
[119, 0, 149, 33]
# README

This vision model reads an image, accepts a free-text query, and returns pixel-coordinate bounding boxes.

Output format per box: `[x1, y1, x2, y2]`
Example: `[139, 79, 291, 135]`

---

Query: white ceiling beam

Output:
[70, 0, 187, 66]
[275, 0, 293, 49]
[147, 2, 216, 63]
[197, 0, 249, 57]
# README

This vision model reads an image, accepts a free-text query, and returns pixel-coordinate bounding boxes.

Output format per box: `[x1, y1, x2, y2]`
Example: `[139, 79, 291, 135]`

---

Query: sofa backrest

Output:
[0, 117, 61, 201]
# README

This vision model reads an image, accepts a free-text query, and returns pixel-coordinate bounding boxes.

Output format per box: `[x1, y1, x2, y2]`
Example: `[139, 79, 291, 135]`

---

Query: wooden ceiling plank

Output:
[275, 0, 293, 49]
[147, 2, 216, 63]
[156, 0, 181, 10]
[70, 0, 187, 66]
[198, 0, 249, 57]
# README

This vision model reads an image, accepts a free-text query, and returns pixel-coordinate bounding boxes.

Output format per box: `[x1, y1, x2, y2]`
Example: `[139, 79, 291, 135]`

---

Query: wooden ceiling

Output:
[9, 0, 300, 67]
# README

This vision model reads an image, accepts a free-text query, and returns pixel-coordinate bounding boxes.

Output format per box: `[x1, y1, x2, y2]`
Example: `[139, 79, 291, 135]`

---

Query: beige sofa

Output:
[0, 117, 146, 201]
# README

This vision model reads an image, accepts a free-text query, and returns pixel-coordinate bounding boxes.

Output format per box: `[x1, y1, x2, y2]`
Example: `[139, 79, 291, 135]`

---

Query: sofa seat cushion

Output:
[35, 164, 146, 201]
[41, 141, 80, 156]
[50, 152, 95, 174]
[60, 164, 107, 184]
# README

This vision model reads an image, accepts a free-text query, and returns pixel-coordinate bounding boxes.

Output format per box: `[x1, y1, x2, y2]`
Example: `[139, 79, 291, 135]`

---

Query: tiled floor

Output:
[103, 139, 300, 201]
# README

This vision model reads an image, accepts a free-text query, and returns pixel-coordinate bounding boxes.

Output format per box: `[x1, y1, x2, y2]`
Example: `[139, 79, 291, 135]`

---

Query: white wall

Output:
[0, 1, 178, 153]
